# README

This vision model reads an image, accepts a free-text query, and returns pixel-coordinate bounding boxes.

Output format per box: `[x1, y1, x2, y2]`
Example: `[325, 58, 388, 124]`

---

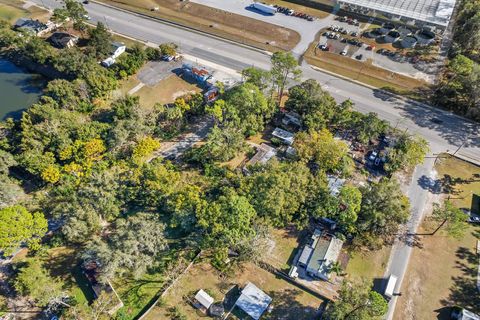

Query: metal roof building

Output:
[236, 282, 272, 320]
[337, 0, 457, 29]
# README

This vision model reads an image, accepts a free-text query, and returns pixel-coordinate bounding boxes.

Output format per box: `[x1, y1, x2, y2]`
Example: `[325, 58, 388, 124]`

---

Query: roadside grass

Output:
[0, 0, 50, 22]
[394, 154, 480, 320]
[304, 42, 428, 100]
[344, 246, 391, 281]
[144, 262, 324, 320]
[262, 0, 331, 18]
[134, 74, 201, 110]
[97, 0, 300, 51]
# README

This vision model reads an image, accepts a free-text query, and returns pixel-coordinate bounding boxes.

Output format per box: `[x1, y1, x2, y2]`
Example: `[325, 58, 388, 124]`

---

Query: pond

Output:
[0, 58, 44, 120]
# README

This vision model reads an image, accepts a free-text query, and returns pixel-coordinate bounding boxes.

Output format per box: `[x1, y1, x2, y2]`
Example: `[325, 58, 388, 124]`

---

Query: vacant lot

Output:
[264, 227, 303, 271]
[304, 42, 428, 98]
[394, 155, 480, 320]
[145, 262, 324, 320]
[99, 0, 300, 51]
[345, 246, 391, 282]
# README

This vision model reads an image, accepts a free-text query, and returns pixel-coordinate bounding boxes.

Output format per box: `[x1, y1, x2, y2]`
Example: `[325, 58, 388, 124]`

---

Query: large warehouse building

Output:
[336, 0, 457, 31]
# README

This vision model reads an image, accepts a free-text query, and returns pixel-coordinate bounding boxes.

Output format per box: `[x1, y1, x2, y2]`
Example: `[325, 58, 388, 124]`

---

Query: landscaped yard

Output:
[394, 155, 480, 320]
[144, 261, 324, 320]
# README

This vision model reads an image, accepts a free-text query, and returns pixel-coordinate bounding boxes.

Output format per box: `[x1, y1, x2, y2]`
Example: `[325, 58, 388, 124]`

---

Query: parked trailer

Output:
[250, 2, 277, 15]
[384, 274, 398, 300]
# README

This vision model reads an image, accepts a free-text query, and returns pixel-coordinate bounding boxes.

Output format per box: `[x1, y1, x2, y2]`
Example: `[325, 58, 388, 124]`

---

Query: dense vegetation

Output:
[0, 2, 429, 318]
[435, 0, 480, 119]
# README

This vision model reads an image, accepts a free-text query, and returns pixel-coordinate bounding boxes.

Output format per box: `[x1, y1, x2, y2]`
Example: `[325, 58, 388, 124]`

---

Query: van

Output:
[384, 274, 398, 300]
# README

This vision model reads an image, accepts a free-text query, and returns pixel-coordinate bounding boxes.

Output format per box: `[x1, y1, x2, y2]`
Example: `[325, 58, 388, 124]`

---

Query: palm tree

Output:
[328, 261, 344, 277]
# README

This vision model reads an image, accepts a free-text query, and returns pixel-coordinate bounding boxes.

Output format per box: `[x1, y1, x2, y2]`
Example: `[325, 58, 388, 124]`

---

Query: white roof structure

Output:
[236, 282, 272, 320]
[327, 175, 346, 196]
[195, 289, 214, 309]
[338, 0, 456, 27]
[272, 127, 294, 145]
[246, 143, 276, 167]
[460, 309, 480, 320]
[306, 235, 344, 280]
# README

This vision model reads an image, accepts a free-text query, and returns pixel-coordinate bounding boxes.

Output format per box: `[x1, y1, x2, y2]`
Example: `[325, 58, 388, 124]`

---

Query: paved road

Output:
[31, 2, 480, 318]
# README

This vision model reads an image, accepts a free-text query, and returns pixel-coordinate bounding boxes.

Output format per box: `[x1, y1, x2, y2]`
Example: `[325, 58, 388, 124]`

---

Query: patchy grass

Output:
[265, 227, 303, 271]
[144, 262, 324, 320]
[394, 155, 480, 320]
[134, 74, 200, 109]
[435, 154, 480, 211]
[0, 0, 50, 22]
[0, 4, 24, 23]
[98, 0, 300, 51]
[344, 246, 391, 281]
[304, 42, 429, 100]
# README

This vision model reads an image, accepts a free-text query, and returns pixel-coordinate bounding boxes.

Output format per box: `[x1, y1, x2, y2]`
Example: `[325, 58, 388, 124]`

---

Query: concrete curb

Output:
[90, 0, 273, 56]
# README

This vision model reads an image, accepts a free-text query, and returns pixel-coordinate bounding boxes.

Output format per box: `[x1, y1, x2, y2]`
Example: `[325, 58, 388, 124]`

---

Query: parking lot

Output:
[316, 19, 436, 82]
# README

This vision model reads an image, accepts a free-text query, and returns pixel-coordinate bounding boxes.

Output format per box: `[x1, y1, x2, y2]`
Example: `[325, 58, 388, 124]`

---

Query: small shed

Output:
[236, 282, 272, 320]
[272, 127, 294, 145]
[194, 289, 214, 312]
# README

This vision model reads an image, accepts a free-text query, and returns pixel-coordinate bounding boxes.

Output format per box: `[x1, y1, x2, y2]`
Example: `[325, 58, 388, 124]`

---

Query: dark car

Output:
[356, 54, 363, 60]
[376, 48, 385, 54]
[468, 215, 480, 223]
[83, 0, 89, 3]
[356, 41, 363, 47]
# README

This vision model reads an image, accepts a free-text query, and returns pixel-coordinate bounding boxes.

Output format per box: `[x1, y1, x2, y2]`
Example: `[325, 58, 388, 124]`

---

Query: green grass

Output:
[0, 4, 25, 23]
[345, 246, 391, 281]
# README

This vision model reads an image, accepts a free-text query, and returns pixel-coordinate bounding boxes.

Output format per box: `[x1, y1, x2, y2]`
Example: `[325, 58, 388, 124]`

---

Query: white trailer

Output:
[250, 2, 277, 15]
[384, 274, 398, 299]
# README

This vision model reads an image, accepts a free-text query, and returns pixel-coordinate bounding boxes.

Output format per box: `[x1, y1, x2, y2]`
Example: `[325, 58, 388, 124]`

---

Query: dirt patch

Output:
[99, 0, 300, 51]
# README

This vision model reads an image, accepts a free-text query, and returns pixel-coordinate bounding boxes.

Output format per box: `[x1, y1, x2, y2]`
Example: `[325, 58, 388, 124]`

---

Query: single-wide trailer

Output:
[250, 2, 277, 15]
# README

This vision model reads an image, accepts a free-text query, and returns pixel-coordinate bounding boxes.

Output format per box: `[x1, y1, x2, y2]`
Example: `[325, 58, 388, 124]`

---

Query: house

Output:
[14, 18, 54, 36]
[235, 282, 272, 320]
[245, 143, 276, 169]
[282, 111, 302, 128]
[194, 289, 214, 313]
[305, 234, 343, 281]
[82, 260, 124, 314]
[272, 127, 294, 146]
[451, 307, 480, 320]
[110, 42, 126, 59]
[49, 32, 78, 48]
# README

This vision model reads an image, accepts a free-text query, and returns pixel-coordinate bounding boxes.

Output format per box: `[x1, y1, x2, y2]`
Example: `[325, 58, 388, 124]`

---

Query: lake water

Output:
[0, 58, 44, 120]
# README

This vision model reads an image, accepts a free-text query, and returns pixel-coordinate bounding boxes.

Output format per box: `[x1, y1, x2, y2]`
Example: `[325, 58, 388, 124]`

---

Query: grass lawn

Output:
[394, 155, 480, 320]
[144, 262, 324, 320]
[304, 42, 429, 100]
[264, 227, 304, 271]
[98, 0, 300, 51]
[0, 0, 50, 23]
[134, 75, 200, 110]
[344, 246, 391, 281]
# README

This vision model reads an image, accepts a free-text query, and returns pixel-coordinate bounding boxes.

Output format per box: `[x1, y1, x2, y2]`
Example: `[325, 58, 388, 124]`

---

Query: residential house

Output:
[282, 111, 302, 128]
[49, 32, 78, 48]
[235, 282, 272, 320]
[101, 42, 126, 67]
[244, 143, 276, 173]
[305, 233, 343, 281]
[14, 18, 54, 36]
[272, 127, 294, 146]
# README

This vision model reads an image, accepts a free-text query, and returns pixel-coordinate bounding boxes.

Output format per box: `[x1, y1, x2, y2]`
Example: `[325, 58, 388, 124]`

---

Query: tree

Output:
[356, 178, 410, 249]
[294, 129, 350, 173]
[285, 79, 337, 130]
[132, 136, 161, 162]
[384, 134, 429, 174]
[325, 279, 388, 320]
[41, 164, 61, 184]
[0, 206, 47, 256]
[195, 126, 246, 162]
[159, 42, 178, 57]
[353, 112, 388, 144]
[197, 188, 256, 248]
[431, 200, 468, 237]
[241, 67, 272, 91]
[88, 22, 112, 58]
[270, 51, 301, 102]
[53, 0, 88, 31]
[14, 258, 64, 307]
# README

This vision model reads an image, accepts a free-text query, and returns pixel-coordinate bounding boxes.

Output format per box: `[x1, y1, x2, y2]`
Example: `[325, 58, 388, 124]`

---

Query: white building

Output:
[235, 282, 272, 320]
[305, 234, 343, 280]
[336, 0, 457, 31]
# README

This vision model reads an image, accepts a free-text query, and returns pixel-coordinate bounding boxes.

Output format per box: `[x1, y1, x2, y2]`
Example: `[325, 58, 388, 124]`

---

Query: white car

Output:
[340, 47, 348, 55]
[369, 151, 378, 161]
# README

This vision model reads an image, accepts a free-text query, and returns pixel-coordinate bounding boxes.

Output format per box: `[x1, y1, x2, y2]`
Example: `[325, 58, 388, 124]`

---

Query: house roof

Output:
[195, 289, 214, 309]
[272, 127, 294, 145]
[236, 282, 272, 320]
[14, 18, 47, 34]
[247, 143, 276, 167]
[327, 175, 346, 196]
[306, 235, 343, 279]
[49, 32, 78, 47]
[298, 245, 313, 265]
[461, 309, 480, 320]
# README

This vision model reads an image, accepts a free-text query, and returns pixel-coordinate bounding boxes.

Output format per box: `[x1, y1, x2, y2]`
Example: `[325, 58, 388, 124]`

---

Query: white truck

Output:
[250, 2, 277, 15]
[384, 274, 398, 300]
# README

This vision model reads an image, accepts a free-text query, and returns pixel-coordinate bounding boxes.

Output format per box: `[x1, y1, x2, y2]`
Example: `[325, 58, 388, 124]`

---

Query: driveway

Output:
[137, 60, 183, 86]
[189, 0, 335, 56]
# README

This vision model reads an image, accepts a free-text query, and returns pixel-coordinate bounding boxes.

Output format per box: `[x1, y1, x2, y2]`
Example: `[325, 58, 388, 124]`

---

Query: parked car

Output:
[368, 151, 378, 161]
[355, 54, 363, 60]
[468, 215, 480, 223]
[341, 38, 347, 43]
[356, 41, 364, 47]
[366, 45, 375, 50]
[340, 47, 348, 55]
[351, 31, 358, 37]
[376, 48, 385, 54]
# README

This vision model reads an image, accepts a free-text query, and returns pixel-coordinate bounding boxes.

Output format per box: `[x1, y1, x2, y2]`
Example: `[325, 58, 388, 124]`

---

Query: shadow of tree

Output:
[265, 288, 320, 320]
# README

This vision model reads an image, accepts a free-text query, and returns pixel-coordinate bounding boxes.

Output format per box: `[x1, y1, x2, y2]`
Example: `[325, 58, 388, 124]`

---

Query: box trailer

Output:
[250, 2, 277, 15]
[384, 274, 398, 299]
